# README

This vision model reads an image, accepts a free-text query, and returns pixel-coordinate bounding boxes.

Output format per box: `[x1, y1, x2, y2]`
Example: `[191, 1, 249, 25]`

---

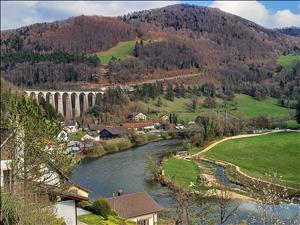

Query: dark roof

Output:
[106, 192, 163, 219]
[65, 121, 77, 127]
[99, 127, 125, 135]
[88, 124, 106, 131]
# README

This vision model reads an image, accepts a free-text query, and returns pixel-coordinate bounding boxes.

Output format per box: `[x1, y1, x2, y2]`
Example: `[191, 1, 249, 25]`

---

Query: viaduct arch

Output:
[24, 90, 104, 121]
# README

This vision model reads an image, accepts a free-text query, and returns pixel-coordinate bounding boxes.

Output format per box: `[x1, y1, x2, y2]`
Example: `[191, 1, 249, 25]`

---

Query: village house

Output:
[87, 123, 106, 132]
[128, 112, 147, 122]
[160, 114, 169, 122]
[106, 192, 163, 225]
[98, 127, 126, 140]
[63, 121, 79, 133]
[57, 130, 69, 142]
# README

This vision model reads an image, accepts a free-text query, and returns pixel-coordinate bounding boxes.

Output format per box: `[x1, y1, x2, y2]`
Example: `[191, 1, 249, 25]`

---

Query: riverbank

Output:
[158, 155, 254, 202]
[81, 132, 174, 159]
[159, 130, 300, 202]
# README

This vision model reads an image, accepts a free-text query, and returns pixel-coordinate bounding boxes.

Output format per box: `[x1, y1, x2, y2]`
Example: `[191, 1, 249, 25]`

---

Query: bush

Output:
[78, 201, 93, 211]
[86, 142, 106, 158]
[131, 134, 148, 145]
[91, 198, 111, 220]
[103, 138, 132, 153]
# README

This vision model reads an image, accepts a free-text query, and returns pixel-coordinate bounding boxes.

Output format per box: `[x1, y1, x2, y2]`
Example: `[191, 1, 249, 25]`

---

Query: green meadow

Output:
[204, 132, 300, 188]
[163, 156, 200, 189]
[147, 94, 294, 122]
[96, 40, 136, 65]
[277, 54, 300, 69]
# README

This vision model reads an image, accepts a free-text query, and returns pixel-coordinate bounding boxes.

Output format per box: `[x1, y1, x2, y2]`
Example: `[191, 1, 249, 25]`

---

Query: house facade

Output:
[64, 121, 79, 133]
[98, 127, 125, 140]
[128, 113, 147, 122]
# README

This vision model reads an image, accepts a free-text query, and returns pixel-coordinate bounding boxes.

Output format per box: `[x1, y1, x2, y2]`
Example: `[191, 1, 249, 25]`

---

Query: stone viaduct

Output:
[24, 90, 105, 121]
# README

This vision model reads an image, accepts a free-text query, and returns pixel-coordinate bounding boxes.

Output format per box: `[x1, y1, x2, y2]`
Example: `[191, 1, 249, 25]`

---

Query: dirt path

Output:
[188, 130, 277, 158]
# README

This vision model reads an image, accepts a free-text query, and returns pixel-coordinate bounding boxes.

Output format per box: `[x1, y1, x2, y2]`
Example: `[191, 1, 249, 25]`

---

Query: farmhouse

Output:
[106, 192, 163, 225]
[98, 127, 126, 140]
[63, 121, 79, 133]
[128, 112, 147, 122]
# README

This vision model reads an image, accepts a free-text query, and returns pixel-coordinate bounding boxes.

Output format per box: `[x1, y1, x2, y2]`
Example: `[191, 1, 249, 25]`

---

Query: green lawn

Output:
[78, 214, 134, 225]
[233, 94, 294, 118]
[277, 54, 300, 69]
[164, 156, 200, 188]
[95, 40, 142, 65]
[204, 132, 300, 188]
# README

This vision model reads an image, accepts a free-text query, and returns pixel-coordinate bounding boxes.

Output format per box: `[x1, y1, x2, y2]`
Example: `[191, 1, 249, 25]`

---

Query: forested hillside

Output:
[1, 4, 299, 100]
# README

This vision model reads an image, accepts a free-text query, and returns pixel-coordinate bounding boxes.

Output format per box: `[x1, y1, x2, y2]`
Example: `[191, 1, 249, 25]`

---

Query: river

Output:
[71, 139, 299, 224]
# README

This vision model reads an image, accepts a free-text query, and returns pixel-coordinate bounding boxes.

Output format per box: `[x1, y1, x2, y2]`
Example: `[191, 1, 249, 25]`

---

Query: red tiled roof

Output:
[106, 192, 163, 219]
[122, 121, 153, 129]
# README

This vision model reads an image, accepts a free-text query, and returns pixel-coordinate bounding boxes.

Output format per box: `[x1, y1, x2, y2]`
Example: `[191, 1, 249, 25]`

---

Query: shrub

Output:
[131, 134, 147, 145]
[103, 141, 119, 153]
[86, 142, 106, 158]
[78, 201, 93, 211]
[91, 198, 111, 220]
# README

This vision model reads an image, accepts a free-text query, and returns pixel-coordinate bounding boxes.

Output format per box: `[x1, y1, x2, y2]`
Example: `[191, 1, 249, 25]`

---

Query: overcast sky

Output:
[1, 1, 300, 30]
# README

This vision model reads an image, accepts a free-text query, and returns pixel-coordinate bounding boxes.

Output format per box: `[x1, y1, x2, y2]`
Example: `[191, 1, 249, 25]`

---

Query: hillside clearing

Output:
[147, 94, 293, 121]
[233, 94, 294, 118]
[204, 132, 300, 188]
[277, 54, 300, 69]
[95, 40, 136, 65]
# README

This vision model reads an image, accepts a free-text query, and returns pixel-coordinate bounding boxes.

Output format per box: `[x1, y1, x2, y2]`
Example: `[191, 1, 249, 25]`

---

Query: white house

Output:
[0, 159, 12, 189]
[106, 192, 163, 225]
[128, 112, 147, 122]
[64, 121, 79, 133]
[54, 184, 90, 225]
[57, 130, 69, 142]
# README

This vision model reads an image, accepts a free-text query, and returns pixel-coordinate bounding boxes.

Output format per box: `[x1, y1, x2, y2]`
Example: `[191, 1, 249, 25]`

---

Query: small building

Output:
[64, 121, 79, 133]
[128, 112, 147, 122]
[81, 134, 95, 142]
[57, 130, 69, 142]
[106, 192, 163, 225]
[98, 127, 125, 140]
[160, 114, 169, 122]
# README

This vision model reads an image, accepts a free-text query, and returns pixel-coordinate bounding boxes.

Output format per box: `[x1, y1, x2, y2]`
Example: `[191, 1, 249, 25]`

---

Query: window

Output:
[3, 169, 11, 189]
[137, 219, 149, 225]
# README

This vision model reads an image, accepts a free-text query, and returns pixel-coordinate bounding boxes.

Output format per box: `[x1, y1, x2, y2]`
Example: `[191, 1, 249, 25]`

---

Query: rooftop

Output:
[106, 192, 163, 219]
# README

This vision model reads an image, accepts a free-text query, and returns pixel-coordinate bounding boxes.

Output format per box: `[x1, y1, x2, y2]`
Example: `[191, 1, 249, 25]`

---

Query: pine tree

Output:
[165, 83, 174, 101]
[295, 100, 300, 124]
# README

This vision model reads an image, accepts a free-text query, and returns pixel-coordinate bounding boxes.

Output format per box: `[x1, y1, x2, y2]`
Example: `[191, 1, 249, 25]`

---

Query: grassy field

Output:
[233, 94, 294, 118]
[147, 94, 293, 121]
[78, 214, 134, 225]
[204, 132, 300, 188]
[164, 156, 200, 188]
[277, 54, 300, 69]
[95, 40, 136, 65]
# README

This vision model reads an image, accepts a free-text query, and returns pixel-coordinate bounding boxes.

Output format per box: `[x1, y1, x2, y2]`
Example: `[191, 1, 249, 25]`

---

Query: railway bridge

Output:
[24, 89, 106, 121]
